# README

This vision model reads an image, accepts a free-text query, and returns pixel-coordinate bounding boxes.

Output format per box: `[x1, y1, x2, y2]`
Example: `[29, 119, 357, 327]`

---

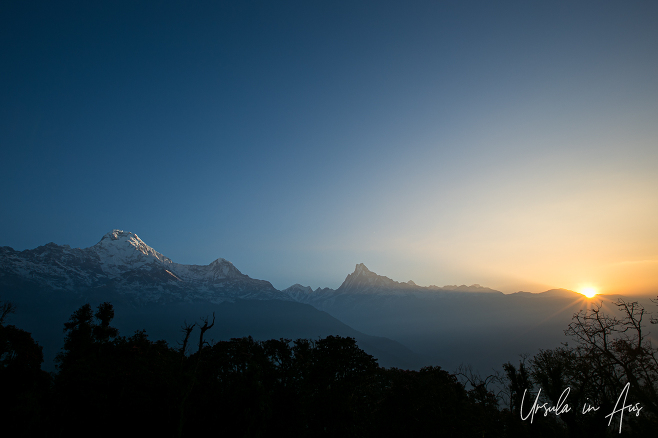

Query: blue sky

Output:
[2, 1, 657, 293]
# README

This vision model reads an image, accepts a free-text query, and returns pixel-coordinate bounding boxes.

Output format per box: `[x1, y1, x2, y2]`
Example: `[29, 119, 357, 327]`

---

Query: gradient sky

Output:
[2, 1, 657, 294]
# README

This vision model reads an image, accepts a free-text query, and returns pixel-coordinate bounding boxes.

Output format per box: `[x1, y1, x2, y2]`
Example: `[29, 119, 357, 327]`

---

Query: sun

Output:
[580, 287, 597, 298]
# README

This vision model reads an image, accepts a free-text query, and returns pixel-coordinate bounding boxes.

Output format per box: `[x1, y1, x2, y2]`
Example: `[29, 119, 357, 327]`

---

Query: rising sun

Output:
[580, 287, 597, 298]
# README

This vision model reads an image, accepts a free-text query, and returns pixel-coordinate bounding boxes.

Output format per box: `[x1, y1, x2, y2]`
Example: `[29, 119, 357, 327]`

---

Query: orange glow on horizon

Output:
[580, 287, 598, 298]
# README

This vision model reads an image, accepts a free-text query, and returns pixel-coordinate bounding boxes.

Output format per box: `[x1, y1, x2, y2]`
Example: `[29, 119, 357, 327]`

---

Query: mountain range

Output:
[0, 230, 503, 305]
[1, 230, 640, 372]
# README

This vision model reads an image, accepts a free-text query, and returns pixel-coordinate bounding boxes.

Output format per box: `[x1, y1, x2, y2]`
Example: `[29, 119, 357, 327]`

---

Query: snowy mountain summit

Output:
[93, 230, 173, 275]
[0, 230, 281, 304]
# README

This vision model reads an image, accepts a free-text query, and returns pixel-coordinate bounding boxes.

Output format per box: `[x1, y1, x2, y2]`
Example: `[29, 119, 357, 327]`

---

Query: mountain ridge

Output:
[1, 230, 582, 305]
[0, 230, 282, 304]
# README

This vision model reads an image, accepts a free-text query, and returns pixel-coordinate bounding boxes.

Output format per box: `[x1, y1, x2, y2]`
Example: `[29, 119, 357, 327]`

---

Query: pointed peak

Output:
[96, 230, 147, 249]
[209, 258, 238, 271]
[210, 258, 232, 266]
[338, 263, 403, 293]
[101, 229, 140, 242]
[208, 258, 243, 277]
[90, 229, 173, 275]
[96, 229, 156, 251]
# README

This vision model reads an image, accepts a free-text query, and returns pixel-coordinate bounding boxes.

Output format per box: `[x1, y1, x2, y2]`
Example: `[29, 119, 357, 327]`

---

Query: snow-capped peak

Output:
[0, 230, 283, 304]
[205, 258, 244, 278]
[99, 230, 151, 252]
[93, 229, 172, 274]
[210, 257, 231, 265]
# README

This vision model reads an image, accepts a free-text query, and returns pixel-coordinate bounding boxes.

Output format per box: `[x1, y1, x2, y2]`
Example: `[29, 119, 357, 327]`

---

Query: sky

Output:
[2, 1, 657, 294]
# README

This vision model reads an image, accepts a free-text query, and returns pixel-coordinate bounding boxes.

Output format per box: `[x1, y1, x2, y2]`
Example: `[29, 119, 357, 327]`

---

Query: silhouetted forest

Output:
[1, 297, 656, 437]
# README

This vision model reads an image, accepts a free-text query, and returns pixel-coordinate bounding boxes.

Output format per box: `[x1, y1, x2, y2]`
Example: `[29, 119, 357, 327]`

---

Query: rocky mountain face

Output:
[0, 230, 283, 304]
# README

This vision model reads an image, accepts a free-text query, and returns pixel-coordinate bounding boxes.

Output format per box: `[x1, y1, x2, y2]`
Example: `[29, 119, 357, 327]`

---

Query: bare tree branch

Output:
[0, 299, 16, 325]
[178, 321, 196, 356]
[563, 298, 658, 415]
[197, 312, 216, 353]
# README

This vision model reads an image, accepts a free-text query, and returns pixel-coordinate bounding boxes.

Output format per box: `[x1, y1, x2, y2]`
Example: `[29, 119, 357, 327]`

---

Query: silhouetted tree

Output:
[0, 299, 50, 437]
[53, 302, 181, 437]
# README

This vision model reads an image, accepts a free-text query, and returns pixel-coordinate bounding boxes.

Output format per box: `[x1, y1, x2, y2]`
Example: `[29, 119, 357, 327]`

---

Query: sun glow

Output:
[580, 287, 598, 298]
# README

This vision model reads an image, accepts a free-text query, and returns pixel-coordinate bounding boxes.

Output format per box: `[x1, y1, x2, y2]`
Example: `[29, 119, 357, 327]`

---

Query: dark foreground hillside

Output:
[2, 299, 657, 437]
